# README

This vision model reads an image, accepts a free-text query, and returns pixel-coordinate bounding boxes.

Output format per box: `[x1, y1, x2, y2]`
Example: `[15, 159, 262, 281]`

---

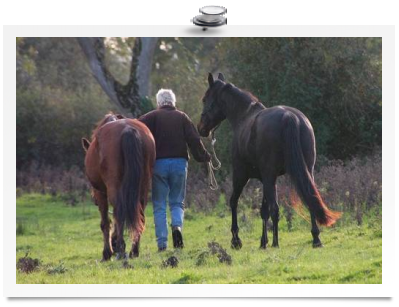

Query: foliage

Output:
[140, 96, 155, 114]
[16, 38, 115, 169]
[16, 37, 381, 170]
[219, 38, 382, 159]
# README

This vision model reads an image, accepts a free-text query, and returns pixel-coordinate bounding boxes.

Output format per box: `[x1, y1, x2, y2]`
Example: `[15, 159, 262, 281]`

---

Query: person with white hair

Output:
[139, 89, 211, 251]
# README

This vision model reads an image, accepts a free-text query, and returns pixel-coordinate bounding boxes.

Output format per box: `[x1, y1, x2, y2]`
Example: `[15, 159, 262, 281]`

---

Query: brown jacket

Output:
[138, 105, 211, 162]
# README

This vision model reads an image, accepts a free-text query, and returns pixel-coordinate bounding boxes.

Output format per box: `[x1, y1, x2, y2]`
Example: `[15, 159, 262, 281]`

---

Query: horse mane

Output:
[223, 83, 263, 108]
[241, 89, 260, 103]
[91, 112, 125, 140]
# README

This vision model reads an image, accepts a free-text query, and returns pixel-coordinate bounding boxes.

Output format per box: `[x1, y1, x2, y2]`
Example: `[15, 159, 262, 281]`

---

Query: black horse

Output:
[198, 73, 341, 249]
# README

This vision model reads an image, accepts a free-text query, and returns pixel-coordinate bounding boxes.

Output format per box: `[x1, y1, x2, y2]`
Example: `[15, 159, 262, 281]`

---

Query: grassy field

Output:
[16, 193, 382, 284]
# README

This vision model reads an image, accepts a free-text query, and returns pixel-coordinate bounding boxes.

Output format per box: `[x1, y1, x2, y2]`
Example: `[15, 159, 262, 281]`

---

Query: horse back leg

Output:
[308, 166, 323, 247]
[311, 213, 323, 247]
[114, 216, 127, 260]
[301, 134, 322, 247]
[262, 177, 279, 248]
[107, 187, 127, 260]
[129, 232, 141, 258]
[94, 189, 112, 261]
[129, 202, 145, 258]
[260, 196, 269, 249]
[306, 157, 323, 247]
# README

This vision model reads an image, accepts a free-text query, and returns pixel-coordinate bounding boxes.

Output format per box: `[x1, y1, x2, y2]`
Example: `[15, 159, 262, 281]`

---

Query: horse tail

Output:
[116, 126, 144, 238]
[283, 112, 341, 226]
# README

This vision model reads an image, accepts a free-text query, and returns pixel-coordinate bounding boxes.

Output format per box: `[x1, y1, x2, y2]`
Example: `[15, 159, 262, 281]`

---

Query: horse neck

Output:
[219, 87, 264, 128]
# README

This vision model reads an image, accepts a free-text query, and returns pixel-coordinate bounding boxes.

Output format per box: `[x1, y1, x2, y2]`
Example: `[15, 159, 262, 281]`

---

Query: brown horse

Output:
[198, 73, 341, 250]
[82, 112, 155, 261]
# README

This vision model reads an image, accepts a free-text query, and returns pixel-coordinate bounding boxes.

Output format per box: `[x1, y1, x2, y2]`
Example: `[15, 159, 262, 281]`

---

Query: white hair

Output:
[156, 89, 176, 107]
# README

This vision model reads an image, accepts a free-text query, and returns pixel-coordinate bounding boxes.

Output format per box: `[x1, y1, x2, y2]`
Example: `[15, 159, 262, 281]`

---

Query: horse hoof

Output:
[231, 238, 242, 250]
[129, 251, 139, 258]
[313, 242, 323, 248]
[115, 252, 128, 260]
[102, 250, 112, 261]
[260, 238, 268, 249]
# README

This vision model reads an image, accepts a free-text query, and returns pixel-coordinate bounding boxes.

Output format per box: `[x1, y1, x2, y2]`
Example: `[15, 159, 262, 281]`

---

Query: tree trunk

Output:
[77, 37, 143, 117]
[137, 38, 158, 97]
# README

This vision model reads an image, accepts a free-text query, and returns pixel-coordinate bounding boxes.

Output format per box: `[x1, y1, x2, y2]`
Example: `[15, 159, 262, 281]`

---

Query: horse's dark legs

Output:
[129, 233, 141, 258]
[111, 222, 117, 253]
[94, 190, 112, 261]
[260, 196, 269, 249]
[114, 219, 127, 260]
[231, 188, 243, 249]
[263, 179, 279, 248]
[311, 213, 323, 248]
[115, 223, 127, 260]
[308, 170, 322, 248]
[111, 220, 125, 255]
[271, 204, 280, 248]
[230, 171, 248, 250]
[130, 200, 145, 258]
[106, 188, 127, 260]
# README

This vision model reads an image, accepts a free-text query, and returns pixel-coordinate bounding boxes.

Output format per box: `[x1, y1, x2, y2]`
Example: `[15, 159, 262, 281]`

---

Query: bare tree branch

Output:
[77, 38, 121, 109]
[77, 37, 143, 117]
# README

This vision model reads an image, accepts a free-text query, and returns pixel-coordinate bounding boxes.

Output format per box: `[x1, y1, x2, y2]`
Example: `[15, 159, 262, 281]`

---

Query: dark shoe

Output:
[158, 246, 167, 252]
[172, 226, 184, 248]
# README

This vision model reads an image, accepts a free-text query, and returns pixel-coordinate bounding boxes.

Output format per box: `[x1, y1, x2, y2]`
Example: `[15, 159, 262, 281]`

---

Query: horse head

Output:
[198, 72, 227, 137]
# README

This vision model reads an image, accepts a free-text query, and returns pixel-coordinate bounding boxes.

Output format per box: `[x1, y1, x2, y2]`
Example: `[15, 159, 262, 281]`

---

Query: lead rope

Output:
[207, 128, 222, 190]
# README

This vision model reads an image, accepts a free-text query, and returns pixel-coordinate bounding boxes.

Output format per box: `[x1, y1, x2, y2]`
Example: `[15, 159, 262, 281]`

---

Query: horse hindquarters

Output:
[282, 112, 342, 245]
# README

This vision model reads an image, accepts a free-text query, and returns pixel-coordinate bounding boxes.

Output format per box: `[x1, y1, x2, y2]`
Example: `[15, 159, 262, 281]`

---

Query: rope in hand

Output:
[207, 125, 221, 190]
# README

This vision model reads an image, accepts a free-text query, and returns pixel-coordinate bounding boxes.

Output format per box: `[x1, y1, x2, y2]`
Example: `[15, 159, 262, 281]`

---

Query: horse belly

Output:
[248, 165, 262, 180]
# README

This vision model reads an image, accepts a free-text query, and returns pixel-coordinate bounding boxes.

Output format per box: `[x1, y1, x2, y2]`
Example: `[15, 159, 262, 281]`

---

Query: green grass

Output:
[16, 193, 382, 284]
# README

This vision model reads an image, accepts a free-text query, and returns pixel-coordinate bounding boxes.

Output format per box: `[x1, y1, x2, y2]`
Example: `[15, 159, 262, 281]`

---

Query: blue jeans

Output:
[152, 158, 187, 249]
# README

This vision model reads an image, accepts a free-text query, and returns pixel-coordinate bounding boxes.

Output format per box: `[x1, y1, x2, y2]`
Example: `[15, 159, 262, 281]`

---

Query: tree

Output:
[77, 37, 158, 117]
[219, 37, 382, 160]
[137, 38, 158, 97]
[16, 38, 114, 169]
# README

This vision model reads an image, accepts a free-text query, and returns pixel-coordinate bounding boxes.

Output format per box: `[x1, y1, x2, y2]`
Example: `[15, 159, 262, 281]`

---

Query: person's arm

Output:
[183, 114, 211, 163]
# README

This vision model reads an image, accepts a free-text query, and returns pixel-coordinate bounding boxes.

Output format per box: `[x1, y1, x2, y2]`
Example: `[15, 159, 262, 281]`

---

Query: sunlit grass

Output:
[16, 194, 382, 284]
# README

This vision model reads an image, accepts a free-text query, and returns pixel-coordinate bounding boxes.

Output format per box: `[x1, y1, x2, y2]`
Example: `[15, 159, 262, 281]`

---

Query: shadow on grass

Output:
[172, 273, 201, 284]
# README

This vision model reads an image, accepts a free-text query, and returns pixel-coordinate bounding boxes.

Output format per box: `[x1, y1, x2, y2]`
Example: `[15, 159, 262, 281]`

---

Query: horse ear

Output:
[208, 72, 214, 87]
[218, 72, 225, 81]
[81, 138, 91, 152]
